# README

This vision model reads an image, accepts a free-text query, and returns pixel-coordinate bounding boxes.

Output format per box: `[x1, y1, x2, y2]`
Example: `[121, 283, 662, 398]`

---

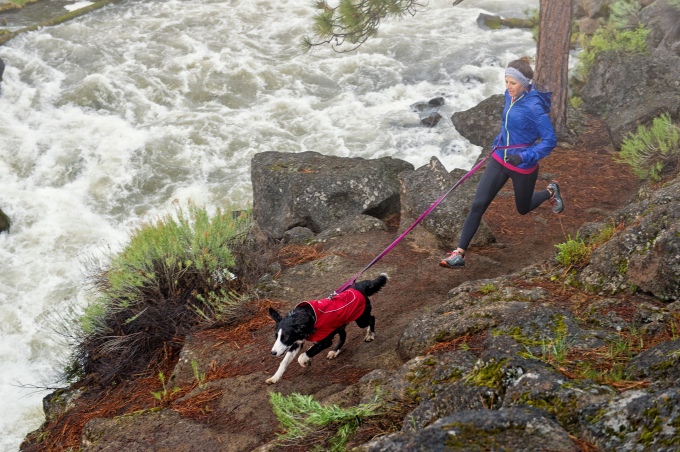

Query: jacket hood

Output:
[525, 86, 552, 114]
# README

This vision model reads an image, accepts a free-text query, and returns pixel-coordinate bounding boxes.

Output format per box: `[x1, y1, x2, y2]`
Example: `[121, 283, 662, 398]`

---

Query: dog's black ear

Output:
[269, 307, 282, 323]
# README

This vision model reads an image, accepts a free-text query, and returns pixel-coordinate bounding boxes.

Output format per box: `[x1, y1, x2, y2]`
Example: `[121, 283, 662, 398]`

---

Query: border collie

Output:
[266, 273, 388, 384]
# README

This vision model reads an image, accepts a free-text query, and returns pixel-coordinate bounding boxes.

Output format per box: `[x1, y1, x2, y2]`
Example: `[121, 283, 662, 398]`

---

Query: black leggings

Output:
[458, 158, 551, 250]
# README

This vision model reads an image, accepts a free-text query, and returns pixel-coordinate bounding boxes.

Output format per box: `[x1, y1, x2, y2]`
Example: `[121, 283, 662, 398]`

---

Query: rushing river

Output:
[0, 0, 538, 448]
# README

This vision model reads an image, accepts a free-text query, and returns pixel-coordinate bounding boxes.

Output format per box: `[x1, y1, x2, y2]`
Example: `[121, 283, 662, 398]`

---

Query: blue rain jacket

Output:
[493, 86, 557, 170]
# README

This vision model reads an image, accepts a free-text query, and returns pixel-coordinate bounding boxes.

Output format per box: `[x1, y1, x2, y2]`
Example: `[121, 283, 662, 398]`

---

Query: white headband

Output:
[505, 67, 531, 88]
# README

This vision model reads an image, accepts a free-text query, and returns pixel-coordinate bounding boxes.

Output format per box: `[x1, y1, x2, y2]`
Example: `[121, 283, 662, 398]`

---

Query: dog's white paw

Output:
[364, 330, 375, 342]
[327, 349, 342, 360]
[266, 376, 279, 384]
[298, 353, 311, 367]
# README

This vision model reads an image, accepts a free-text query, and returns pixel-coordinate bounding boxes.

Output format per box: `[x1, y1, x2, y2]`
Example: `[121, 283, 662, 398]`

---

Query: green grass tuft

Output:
[270, 392, 381, 451]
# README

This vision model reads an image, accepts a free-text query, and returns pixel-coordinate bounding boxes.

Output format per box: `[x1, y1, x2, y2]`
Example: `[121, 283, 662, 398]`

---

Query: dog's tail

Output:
[353, 273, 389, 297]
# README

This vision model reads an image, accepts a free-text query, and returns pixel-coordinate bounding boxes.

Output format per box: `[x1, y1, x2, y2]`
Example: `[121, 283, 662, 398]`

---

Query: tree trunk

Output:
[534, 0, 573, 140]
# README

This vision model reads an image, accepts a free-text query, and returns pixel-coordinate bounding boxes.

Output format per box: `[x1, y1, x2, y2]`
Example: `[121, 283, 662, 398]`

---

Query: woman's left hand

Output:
[506, 153, 522, 166]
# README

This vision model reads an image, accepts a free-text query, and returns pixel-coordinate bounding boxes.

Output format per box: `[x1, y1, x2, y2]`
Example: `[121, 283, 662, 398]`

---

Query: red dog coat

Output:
[298, 289, 366, 342]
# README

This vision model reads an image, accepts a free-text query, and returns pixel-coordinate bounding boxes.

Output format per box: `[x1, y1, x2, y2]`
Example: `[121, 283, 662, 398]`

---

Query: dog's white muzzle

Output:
[271, 330, 289, 357]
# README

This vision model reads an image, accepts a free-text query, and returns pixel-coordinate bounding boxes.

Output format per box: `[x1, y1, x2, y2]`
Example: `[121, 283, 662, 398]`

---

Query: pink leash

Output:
[332, 143, 528, 295]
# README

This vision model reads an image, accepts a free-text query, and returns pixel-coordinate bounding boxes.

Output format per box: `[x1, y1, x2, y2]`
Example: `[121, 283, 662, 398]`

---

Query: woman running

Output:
[440, 56, 564, 269]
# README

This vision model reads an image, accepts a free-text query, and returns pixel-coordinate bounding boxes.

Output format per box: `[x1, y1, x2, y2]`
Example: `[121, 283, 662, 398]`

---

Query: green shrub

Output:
[609, 0, 642, 29]
[616, 113, 680, 181]
[270, 392, 381, 452]
[555, 236, 591, 268]
[71, 204, 253, 384]
[577, 25, 649, 78]
[568, 96, 583, 110]
[478, 283, 497, 294]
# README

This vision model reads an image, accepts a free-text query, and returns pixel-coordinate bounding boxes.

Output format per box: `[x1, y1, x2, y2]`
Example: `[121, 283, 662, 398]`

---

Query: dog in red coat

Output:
[266, 273, 388, 384]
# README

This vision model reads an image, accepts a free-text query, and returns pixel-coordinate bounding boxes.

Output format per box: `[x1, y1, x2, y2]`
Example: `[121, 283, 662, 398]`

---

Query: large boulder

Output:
[397, 276, 604, 361]
[574, 0, 613, 35]
[575, 1, 680, 142]
[578, 388, 680, 451]
[398, 156, 494, 250]
[358, 407, 580, 452]
[574, 0, 612, 20]
[580, 51, 680, 148]
[475, 13, 534, 30]
[251, 151, 413, 239]
[451, 94, 504, 150]
[578, 177, 680, 301]
[641, 0, 680, 55]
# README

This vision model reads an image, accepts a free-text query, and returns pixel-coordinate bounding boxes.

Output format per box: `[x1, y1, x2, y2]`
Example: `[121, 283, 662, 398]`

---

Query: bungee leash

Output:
[331, 143, 529, 296]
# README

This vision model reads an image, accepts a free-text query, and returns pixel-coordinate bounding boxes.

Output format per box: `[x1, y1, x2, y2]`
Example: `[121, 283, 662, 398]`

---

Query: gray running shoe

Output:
[547, 181, 564, 214]
[440, 250, 465, 268]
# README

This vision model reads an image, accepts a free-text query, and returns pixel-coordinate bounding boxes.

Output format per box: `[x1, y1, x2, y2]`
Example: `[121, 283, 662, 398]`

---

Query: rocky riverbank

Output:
[0, 0, 124, 45]
[17, 0, 680, 451]
[20, 113, 680, 451]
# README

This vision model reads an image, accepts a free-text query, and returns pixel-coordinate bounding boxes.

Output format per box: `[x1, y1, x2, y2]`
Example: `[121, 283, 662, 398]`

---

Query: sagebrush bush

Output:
[70, 204, 258, 384]
[616, 113, 680, 181]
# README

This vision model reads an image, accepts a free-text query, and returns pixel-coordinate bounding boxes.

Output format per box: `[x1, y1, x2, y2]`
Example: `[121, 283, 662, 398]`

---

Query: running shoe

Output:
[440, 250, 465, 268]
[547, 181, 564, 214]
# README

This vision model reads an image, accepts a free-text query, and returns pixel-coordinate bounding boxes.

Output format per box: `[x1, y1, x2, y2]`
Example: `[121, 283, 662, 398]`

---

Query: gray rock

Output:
[397, 275, 606, 361]
[451, 94, 504, 150]
[578, 177, 680, 300]
[251, 151, 413, 239]
[43, 387, 86, 423]
[477, 13, 502, 30]
[358, 407, 580, 451]
[625, 339, 680, 388]
[579, 388, 680, 451]
[420, 112, 442, 128]
[640, 0, 680, 54]
[282, 226, 315, 244]
[398, 156, 494, 250]
[581, 298, 632, 332]
[501, 358, 616, 431]
[574, 0, 612, 20]
[314, 214, 387, 242]
[81, 409, 238, 451]
[580, 52, 680, 148]
[0, 207, 9, 234]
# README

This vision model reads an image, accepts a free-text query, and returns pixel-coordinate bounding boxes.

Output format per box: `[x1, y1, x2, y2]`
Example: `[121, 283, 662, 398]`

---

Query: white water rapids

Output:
[0, 0, 538, 448]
